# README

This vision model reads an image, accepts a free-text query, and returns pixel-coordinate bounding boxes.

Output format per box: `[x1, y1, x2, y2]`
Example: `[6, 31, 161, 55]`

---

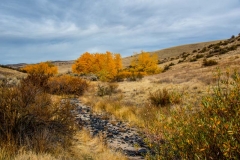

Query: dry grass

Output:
[0, 67, 26, 78]
[53, 61, 74, 74]
[71, 130, 127, 160]
[0, 130, 127, 160]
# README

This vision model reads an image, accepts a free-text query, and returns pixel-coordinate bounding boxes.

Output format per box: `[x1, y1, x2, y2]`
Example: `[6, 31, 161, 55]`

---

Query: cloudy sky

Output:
[0, 0, 240, 64]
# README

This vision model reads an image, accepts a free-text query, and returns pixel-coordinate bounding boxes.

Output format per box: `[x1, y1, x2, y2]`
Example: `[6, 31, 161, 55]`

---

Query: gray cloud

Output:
[0, 0, 240, 64]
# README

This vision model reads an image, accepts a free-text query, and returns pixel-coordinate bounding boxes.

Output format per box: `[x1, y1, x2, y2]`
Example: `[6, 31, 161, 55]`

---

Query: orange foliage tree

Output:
[21, 62, 58, 88]
[72, 51, 122, 81]
[21, 62, 58, 76]
[130, 51, 161, 74]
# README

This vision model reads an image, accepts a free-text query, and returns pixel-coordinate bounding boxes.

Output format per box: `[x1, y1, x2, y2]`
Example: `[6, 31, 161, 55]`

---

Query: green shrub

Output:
[203, 58, 218, 66]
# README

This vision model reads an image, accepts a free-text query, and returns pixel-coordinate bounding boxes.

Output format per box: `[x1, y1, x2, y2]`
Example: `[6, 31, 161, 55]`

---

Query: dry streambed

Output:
[64, 98, 150, 160]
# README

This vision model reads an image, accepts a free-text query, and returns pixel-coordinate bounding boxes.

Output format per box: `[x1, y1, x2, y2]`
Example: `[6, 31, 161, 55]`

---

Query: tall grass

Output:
[0, 74, 77, 158]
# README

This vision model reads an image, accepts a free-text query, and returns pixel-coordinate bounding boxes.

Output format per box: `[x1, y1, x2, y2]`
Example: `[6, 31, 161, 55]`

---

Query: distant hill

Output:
[122, 40, 222, 67]
[0, 66, 26, 78]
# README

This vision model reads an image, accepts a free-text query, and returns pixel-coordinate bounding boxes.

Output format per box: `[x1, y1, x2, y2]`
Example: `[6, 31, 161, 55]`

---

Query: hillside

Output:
[0, 66, 26, 78]
[122, 40, 222, 67]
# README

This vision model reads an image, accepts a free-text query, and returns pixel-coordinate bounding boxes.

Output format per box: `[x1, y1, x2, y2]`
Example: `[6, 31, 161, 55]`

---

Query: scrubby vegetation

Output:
[48, 75, 89, 96]
[203, 58, 218, 66]
[144, 70, 240, 159]
[84, 69, 240, 159]
[0, 75, 77, 159]
[149, 88, 182, 107]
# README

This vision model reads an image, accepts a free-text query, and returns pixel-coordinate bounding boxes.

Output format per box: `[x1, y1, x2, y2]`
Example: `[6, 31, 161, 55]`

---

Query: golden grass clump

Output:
[149, 88, 182, 107]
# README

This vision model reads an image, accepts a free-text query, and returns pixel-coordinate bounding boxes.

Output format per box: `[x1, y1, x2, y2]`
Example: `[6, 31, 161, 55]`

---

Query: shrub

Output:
[149, 89, 182, 107]
[169, 62, 175, 66]
[163, 64, 171, 72]
[0, 78, 77, 156]
[97, 83, 119, 97]
[178, 59, 184, 63]
[203, 58, 218, 66]
[145, 70, 240, 159]
[199, 47, 207, 53]
[126, 72, 145, 81]
[196, 54, 204, 59]
[228, 45, 238, 51]
[192, 50, 197, 53]
[47, 75, 89, 96]
[149, 89, 171, 107]
[190, 57, 197, 62]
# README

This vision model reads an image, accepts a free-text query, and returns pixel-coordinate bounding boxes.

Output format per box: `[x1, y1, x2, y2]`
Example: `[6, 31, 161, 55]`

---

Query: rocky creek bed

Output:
[64, 98, 150, 160]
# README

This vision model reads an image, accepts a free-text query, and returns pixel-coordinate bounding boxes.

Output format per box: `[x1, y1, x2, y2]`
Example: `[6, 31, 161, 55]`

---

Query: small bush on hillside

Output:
[192, 50, 197, 53]
[208, 44, 214, 48]
[196, 54, 204, 59]
[190, 57, 197, 62]
[97, 83, 119, 97]
[149, 89, 171, 107]
[126, 72, 145, 81]
[47, 75, 89, 96]
[163, 65, 170, 72]
[0, 78, 76, 156]
[149, 89, 182, 107]
[178, 59, 184, 63]
[181, 52, 190, 59]
[199, 47, 207, 53]
[222, 41, 229, 46]
[203, 58, 218, 66]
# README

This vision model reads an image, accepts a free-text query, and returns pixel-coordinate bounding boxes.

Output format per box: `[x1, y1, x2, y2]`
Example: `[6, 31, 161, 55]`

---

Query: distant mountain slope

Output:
[0, 66, 26, 78]
[151, 40, 222, 59]
[122, 40, 222, 67]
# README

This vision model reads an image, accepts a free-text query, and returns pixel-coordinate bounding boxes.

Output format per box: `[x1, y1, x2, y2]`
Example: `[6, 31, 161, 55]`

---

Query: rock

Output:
[138, 148, 147, 155]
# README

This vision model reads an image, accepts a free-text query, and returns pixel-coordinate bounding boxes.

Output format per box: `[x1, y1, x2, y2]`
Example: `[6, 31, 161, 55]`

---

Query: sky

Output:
[0, 0, 240, 64]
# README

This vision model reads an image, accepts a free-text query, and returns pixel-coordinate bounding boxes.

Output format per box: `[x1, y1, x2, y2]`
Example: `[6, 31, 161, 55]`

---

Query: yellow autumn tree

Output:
[21, 61, 58, 76]
[114, 53, 123, 72]
[72, 52, 94, 74]
[21, 61, 58, 88]
[72, 51, 122, 81]
[130, 51, 161, 74]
